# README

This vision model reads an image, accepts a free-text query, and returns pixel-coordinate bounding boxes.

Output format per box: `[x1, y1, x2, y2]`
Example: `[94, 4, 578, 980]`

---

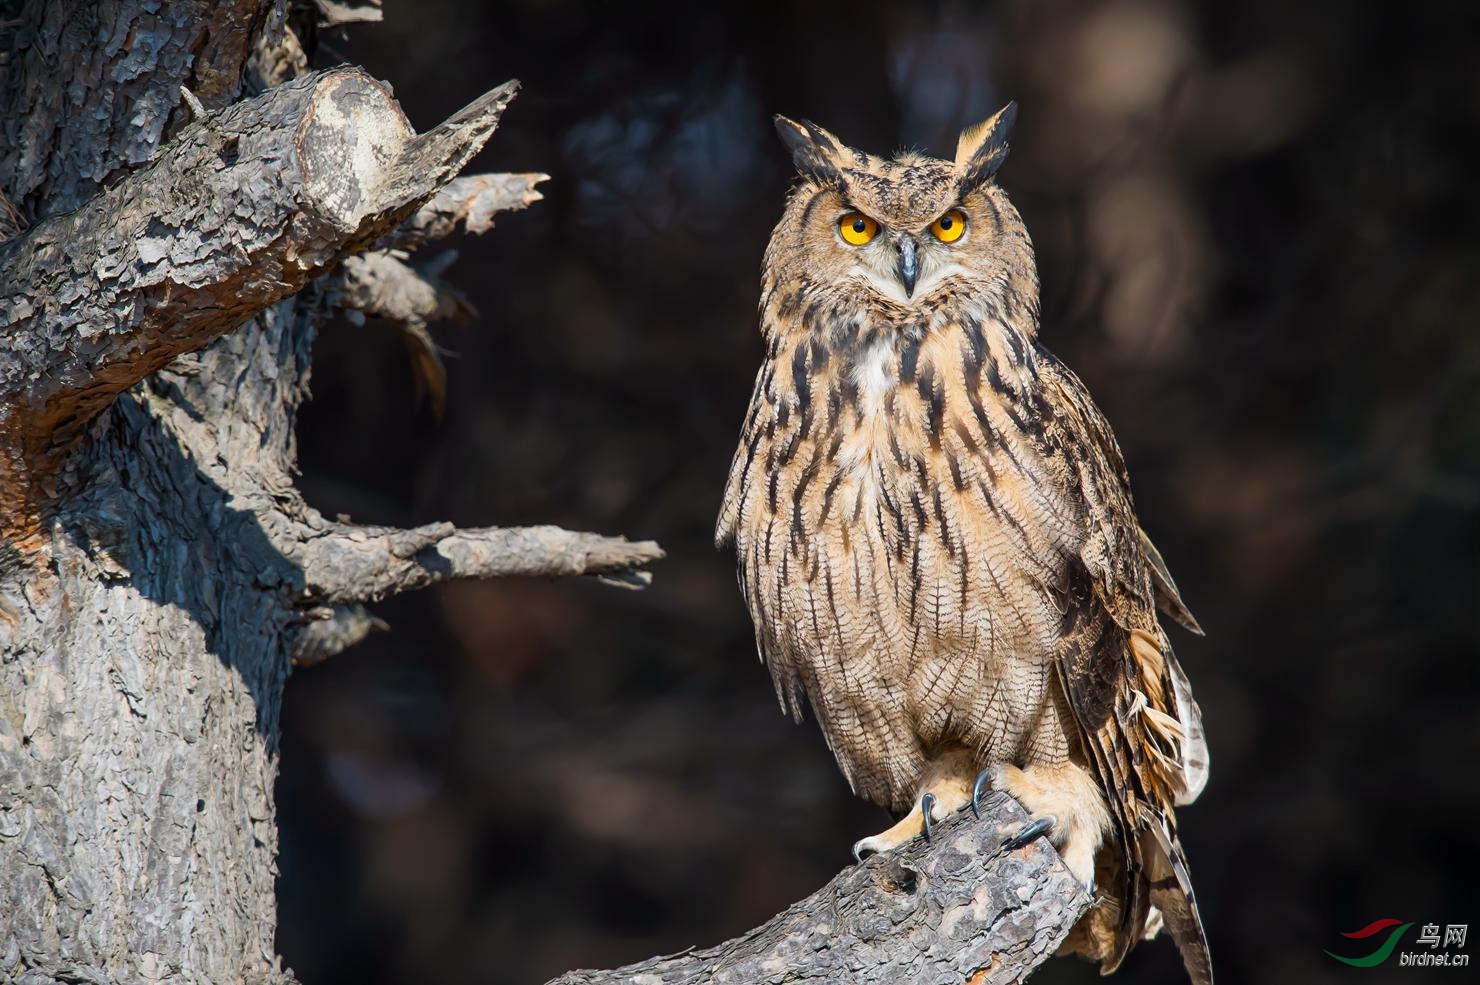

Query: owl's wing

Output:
[715, 357, 811, 723]
[1036, 350, 1213, 985]
[1037, 350, 1210, 799]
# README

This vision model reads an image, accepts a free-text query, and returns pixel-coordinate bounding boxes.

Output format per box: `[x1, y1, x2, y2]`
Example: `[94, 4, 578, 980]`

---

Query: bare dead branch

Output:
[289, 603, 389, 666]
[334, 250, 474, 326]
[390, 172, 550, 249]
[329, 249, 473, 414]
[374, 85, 525, 218]
[0, 68, 518, 538]
[293, 521, 665, 603]
[335, 249, 471, 316]
[315, 0, 383, 27]
[548, 792, 1092, 985]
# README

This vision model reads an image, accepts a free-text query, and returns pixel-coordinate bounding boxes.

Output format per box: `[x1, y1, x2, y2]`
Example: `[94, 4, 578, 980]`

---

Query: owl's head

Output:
[766, 104, 1035, 323]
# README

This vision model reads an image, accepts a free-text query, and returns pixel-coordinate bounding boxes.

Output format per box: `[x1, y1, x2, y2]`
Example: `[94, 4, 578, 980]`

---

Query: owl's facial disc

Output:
[848, 221, 965, 305]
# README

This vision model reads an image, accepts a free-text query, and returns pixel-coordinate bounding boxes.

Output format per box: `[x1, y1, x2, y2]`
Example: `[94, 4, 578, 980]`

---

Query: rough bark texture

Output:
[0, 0, 278, 222]
[548, 793, 1091, 985]
[0, 5, 659, 984]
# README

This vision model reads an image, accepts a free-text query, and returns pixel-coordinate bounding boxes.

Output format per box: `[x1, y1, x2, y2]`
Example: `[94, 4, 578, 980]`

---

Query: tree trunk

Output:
[0, 4, 656, 983]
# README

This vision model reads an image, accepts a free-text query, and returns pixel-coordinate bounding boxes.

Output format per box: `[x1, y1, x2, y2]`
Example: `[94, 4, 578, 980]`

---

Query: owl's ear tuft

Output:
[955, 101, 1018, 185]
[774, 114, 845, 182]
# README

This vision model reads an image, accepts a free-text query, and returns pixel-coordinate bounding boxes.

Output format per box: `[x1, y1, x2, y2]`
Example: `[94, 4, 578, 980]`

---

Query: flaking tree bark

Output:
[0, 4, 1086, 984]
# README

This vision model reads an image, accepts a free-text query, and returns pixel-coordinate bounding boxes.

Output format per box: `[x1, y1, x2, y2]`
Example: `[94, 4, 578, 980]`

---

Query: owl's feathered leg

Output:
[851, 748, 977, 861]
[972, 762, 1111, 891]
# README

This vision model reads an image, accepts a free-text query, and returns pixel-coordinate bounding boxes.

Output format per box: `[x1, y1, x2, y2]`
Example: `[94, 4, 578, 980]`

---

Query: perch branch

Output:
[293, 521, 666, 603]
[549, 793, 1091, 985]
[0, 66, 518, 540]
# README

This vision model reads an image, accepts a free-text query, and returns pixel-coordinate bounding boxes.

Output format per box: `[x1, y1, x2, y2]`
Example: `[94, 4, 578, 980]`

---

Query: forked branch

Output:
[0, 68, 517, 466]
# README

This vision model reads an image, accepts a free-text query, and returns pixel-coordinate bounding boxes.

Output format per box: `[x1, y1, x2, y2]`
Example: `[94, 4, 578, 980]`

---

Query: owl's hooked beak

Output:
[896, 235, 919, 298]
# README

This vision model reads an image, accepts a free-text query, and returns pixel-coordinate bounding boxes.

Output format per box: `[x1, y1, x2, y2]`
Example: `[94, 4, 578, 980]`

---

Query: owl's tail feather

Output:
[1139, 805, 1214, 985]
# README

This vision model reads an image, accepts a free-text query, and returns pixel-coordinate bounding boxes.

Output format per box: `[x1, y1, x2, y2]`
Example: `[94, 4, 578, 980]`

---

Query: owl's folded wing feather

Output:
[1037, 352, 1209, 801]
[1139, 526, 1204, 635]
[1036, 350, 1213, 984]
[715, 356, 817, 727]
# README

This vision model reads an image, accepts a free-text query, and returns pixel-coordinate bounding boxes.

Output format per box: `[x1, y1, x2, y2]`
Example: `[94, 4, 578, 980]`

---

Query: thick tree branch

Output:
[0, 68, 518, 540]
[293, 521, 666, 603]
[0, 68, 515, 442]
[549, 793, 1092, 985]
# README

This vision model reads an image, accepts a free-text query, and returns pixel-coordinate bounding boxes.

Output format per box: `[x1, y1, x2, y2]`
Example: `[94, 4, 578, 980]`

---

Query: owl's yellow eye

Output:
[839, 213, 879, 245]
[931, 210, 966, 243]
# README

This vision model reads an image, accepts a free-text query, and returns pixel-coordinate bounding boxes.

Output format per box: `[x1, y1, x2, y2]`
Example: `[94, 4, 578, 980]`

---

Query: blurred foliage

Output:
[277, 1, 1480, 983]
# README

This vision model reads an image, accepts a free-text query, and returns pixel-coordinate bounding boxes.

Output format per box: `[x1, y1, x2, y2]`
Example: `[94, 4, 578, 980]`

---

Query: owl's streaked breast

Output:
[720, 304, 1086, 810]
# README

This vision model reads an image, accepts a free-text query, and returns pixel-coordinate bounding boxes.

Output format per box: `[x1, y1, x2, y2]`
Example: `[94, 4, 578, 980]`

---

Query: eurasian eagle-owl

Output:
[716, 104, 1213, 982]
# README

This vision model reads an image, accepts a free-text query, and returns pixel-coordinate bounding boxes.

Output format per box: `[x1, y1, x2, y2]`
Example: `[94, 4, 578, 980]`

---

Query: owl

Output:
[716, 104, 1213, 982]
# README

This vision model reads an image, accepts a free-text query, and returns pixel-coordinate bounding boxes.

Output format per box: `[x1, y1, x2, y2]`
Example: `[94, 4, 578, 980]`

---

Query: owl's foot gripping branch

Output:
[548, 791, 1092, 985]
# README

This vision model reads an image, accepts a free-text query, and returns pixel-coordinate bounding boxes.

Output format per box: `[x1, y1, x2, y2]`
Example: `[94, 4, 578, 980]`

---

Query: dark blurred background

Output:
[275, 2, 1480, 983]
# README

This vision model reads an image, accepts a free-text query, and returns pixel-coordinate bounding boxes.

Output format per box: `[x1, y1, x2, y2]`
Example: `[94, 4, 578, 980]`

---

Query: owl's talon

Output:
[852, 786, 953, 862]
[920, 792, 938, 841]
[1003, 813, 1057, 851]
[970, 769, 993, 818]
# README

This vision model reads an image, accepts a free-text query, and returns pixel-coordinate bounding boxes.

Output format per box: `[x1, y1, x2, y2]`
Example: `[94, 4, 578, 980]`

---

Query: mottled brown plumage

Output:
[716, 105, 1213, 982]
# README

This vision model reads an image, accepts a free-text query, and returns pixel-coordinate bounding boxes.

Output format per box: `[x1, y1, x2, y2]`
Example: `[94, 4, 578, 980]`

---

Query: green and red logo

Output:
[1327, 919, 1414, 967]
[1327, 919, 1470, 969]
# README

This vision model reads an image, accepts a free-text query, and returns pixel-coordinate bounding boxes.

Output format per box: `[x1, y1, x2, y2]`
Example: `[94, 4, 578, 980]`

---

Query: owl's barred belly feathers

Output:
[722, 309, 1085, 811]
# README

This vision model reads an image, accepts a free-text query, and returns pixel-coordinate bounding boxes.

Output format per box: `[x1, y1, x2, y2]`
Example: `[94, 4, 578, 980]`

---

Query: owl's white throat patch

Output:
[835, 334, 898, 477]
[850, 335, 895, 414]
